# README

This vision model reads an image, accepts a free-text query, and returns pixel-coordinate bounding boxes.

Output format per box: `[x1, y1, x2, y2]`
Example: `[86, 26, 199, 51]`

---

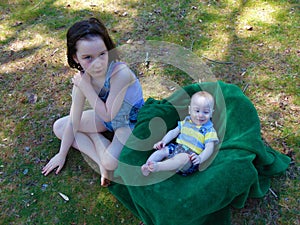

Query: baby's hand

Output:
[153, 141, 165, 150]
[190, 153, 201, 165]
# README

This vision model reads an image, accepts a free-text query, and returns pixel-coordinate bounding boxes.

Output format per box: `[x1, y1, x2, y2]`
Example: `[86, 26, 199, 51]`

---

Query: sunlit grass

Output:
[0, 0, 298, 224]
[0, 23, 14, 43]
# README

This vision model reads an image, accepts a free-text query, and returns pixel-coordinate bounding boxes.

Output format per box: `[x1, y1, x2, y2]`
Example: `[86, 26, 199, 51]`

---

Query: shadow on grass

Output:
[0, 0, 297, 224]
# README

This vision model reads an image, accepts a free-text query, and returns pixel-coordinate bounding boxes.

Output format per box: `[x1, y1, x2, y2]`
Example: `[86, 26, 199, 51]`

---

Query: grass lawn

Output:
[0, 0, 299, 224]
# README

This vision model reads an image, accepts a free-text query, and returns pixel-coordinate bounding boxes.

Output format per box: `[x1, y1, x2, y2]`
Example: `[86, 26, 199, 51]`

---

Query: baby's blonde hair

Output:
[191, 91, 215, 114]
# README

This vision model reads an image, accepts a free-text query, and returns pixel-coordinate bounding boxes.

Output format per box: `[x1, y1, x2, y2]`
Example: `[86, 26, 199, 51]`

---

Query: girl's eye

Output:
[100, 51, 107, 56]
[84, 56, 92, 60]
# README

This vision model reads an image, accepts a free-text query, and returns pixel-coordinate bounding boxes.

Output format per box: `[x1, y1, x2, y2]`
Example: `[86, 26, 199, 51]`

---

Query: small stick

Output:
[269, 188, 278, 199]
[201, 55, 234, 64]
[243, 83, 249, 93]
[190, 40, 195, 51]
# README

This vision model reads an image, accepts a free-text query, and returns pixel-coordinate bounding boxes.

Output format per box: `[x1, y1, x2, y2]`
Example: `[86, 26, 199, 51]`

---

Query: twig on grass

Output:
[201, 55, 234, 64]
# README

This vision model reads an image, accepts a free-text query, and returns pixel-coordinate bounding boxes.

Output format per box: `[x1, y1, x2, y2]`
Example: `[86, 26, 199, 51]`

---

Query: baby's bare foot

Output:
[141, 164, 151, 176]
[148, 161, 158, 172]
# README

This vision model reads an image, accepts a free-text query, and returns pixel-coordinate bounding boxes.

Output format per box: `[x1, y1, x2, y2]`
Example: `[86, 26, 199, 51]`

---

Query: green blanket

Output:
[108, 81, 290, 225]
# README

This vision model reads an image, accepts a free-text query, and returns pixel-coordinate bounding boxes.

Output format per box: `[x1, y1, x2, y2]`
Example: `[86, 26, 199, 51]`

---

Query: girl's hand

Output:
[42, 153, 66, 176]
[72, 72, 91, 88]
[190, 153, 201, 165]
[153, 141, 165, 150]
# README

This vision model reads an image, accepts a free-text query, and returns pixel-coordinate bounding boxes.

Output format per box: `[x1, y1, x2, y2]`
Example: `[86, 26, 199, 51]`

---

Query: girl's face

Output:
[73, 36, 108, 79]
[189, 96, 212, 126]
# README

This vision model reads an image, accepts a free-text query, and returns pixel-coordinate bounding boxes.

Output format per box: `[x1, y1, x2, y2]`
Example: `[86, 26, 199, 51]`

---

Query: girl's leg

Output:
[53, 110, 111, 185]
[74, 132, 111, 186]
[53, 110, 107, 133]
[88, 132, 118, 186]
[89, 126, 131, 171]
[88, 127, 134, 185]
[53, 110, 110, 161]
[148, 153, 191, 173]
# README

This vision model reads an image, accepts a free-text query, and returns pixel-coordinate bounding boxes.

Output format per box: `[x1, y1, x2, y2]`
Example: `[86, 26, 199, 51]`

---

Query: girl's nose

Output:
[91, 57, 102, 68]
[95, 56, 102, 63]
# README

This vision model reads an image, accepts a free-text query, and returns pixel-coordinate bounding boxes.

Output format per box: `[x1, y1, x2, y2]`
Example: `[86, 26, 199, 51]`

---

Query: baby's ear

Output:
[188, 105, 191, 114]
[210, 109, 214, 117]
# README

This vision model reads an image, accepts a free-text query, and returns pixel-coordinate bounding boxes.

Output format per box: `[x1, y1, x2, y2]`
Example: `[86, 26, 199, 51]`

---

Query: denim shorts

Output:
[167, 143, 199, 176]
[103, 101, 141, 132]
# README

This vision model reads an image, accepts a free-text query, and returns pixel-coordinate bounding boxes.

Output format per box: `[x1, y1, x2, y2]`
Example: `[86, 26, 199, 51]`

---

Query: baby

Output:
[141, 91, 219, 176]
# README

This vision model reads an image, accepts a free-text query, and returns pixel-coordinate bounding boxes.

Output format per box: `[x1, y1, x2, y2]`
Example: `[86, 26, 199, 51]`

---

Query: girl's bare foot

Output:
[141, 164, 151, 176]
[101, 176, 111, 187]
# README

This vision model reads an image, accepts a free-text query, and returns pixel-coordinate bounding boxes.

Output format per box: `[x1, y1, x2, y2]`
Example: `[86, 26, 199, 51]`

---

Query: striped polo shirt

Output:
[176, 116, 219, 154]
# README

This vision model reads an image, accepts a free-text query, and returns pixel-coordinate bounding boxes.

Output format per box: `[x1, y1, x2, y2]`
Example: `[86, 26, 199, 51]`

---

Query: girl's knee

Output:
[53, 118, 65, 139]
[100, 148, 119, 170]
[102, 157, 118, 171]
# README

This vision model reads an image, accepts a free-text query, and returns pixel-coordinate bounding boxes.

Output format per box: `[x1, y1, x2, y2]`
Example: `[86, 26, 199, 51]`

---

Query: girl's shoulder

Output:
[110, 61, 135, 81]
[111, 61, 128, 70]
[109, 61, 128, 74]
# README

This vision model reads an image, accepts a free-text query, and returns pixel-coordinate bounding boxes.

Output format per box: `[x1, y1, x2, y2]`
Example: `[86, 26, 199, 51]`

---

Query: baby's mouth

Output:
[198, 119, 206, 123]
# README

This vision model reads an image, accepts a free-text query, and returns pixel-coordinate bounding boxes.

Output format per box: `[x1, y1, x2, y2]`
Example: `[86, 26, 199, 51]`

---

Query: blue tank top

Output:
[98, 61, 144, 131]
[98, 61, 144, 107]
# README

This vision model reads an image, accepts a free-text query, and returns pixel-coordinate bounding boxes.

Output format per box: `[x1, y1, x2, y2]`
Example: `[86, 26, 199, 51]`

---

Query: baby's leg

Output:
[141, 147, 169, 176]
[152, 153, 191, 172]
[146, 147, 169, 163]
[141, 164, 151, 176]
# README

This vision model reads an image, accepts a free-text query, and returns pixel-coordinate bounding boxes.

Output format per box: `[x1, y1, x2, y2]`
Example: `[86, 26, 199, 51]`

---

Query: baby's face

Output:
[189, 96, 212, 126]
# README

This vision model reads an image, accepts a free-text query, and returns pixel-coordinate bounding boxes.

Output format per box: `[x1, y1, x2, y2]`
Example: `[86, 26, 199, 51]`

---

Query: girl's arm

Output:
[42, 86, 85, 176]
[75, 64, 134, 122]
[59, 86, 86, 155]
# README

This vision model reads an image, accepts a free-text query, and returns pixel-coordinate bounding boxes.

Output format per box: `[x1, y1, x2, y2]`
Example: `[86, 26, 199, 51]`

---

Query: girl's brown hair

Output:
[66, 18, 118, 71]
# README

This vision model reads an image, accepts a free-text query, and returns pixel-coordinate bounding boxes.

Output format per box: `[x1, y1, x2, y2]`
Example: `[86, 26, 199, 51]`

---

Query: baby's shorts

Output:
[167, 143, 199, 176]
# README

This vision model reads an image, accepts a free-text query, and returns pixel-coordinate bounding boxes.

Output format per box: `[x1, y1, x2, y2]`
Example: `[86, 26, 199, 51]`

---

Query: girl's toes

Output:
[101, 177, 111, 187]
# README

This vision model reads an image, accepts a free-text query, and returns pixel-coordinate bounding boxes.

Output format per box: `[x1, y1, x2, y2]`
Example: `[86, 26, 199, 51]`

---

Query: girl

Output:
[42, 18, 144, 186]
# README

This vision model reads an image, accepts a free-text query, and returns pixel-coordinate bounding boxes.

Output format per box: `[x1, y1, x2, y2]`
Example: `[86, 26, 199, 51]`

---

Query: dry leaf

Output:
[245, 25, 253, 31]
[27, 93, 38, 104]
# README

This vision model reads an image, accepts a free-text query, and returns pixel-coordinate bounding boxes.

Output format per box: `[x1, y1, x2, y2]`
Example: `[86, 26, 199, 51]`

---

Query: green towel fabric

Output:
[108, 81, 290, 225]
